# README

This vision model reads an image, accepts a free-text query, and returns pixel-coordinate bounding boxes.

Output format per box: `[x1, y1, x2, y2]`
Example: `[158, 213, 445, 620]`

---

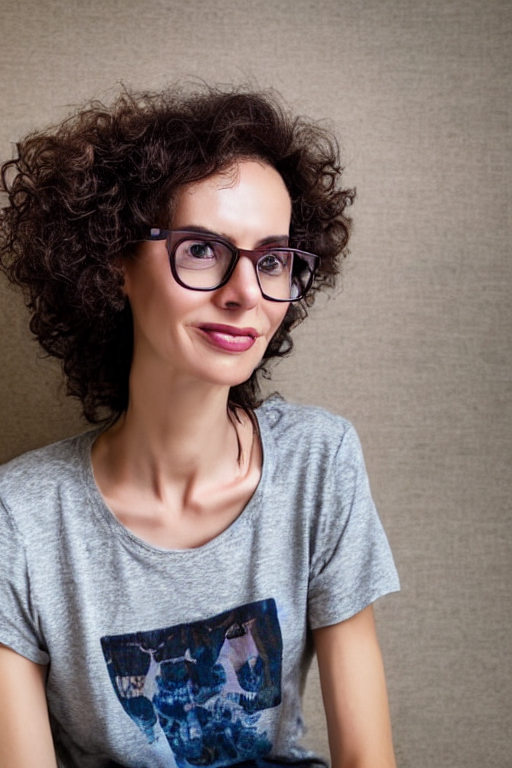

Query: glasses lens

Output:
[291, 252, 315, 300]
[173, 237, 233, 289]
[258, 250, 315, 301]
[257, 250, 293, 301]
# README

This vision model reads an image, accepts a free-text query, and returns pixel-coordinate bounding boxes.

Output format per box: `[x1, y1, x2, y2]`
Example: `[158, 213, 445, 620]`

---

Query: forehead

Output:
[171, 161, 292, 240]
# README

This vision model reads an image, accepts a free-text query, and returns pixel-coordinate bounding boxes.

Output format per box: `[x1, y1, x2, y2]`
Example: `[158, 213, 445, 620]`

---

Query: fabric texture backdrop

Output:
[0, 1, 510, 766]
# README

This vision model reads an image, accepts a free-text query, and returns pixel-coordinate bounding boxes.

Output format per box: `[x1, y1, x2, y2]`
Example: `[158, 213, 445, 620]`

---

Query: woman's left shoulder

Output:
[257, 395, 357, 448]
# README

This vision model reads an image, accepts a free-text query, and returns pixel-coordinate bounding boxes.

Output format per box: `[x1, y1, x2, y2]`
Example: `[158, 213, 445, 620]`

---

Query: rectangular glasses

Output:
[145, 228, 319, 302]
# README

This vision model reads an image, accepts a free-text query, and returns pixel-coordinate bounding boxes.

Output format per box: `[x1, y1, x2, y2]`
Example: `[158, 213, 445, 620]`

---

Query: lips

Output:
[200, 324, 258, 338]
[196, 323, 259, 352]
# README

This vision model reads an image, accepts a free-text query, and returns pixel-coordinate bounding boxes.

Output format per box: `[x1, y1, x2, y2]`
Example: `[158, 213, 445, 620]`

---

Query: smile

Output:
[197, 324, 259, 353]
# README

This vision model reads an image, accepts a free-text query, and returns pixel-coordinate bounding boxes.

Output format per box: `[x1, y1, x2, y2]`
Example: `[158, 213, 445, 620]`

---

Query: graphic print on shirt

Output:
[100, 598, 282, 767]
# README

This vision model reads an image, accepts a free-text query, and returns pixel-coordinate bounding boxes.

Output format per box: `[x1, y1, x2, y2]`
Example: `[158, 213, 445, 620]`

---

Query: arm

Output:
[0, 645, 58, 768]
[313, 605, 397, 768]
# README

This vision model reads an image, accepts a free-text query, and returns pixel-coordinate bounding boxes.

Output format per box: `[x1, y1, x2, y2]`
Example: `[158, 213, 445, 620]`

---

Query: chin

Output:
[208, 366, 259, 391]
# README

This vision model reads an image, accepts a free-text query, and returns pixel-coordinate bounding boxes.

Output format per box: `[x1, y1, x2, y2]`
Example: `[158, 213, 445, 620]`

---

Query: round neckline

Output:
[79, 405, 274, 557]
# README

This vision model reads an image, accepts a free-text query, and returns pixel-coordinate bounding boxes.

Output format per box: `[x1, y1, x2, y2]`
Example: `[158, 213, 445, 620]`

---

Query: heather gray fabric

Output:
[0, 397, 399, 768]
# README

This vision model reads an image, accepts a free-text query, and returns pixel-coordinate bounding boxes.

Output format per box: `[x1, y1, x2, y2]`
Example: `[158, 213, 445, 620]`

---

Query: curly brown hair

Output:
[0, 85, 354, 423]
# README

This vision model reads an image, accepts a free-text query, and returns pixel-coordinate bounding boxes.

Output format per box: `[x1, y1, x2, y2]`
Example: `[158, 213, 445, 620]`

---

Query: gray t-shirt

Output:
[0, 398, 399, 768]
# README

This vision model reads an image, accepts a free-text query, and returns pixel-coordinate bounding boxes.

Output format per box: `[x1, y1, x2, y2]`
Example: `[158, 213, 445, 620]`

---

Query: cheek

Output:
[269, 304, 290, 335]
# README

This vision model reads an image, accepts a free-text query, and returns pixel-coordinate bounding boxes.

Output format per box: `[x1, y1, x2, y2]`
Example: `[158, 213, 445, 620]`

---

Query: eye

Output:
[175, 238, 224, 270]
[186, 240, 216, 261]
[258, 251, 290, 276]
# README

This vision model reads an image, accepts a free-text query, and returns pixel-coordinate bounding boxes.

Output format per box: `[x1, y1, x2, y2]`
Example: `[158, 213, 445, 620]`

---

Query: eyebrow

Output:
[177, 225, 289, 249]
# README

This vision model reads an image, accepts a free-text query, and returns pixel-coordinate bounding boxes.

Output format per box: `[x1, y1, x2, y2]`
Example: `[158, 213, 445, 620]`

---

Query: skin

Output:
[315, 607, 397, 768]
[0, 646, 57, 768]
[92, 160, 291, 549]
[0, 160, 396, 767]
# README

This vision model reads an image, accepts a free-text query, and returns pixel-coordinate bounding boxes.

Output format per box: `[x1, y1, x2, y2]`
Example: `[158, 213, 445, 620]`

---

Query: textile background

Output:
[0, 1, 510, 766]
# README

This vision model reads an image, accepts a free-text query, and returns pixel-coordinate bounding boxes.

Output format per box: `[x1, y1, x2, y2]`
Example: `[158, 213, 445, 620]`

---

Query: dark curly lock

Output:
[0, 86, 354, 423]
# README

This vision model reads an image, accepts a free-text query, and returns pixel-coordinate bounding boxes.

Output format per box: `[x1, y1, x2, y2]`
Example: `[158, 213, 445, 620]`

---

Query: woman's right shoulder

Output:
[0, 429, 100, 522]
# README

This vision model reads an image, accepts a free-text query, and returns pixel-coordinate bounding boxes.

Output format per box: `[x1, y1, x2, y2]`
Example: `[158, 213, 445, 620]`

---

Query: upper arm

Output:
[313, 605, 397, 768]
[0, 644, 57, 768]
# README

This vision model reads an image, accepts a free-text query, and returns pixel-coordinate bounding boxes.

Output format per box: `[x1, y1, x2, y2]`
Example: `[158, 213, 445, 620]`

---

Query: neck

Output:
[92, 359, 253, 496]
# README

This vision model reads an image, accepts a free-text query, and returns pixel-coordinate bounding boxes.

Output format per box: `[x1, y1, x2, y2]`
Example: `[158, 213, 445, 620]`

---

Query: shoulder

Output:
[256, 397, 369, 499]
[0, 430, 96, 489]
[257, 396, 360, 458]
[0, 430, 100, 529]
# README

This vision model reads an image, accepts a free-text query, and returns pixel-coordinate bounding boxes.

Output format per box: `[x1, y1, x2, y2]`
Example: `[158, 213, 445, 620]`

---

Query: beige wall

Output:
[1, 1, 510, 765]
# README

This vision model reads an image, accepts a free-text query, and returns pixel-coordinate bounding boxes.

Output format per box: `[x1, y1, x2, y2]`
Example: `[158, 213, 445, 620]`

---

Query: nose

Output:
[215, 254, 262, 309]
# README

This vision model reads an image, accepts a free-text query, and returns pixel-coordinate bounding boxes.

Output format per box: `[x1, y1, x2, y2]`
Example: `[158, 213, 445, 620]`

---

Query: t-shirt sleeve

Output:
[307, 423, 400, 629]
[0, 498, 49, 664]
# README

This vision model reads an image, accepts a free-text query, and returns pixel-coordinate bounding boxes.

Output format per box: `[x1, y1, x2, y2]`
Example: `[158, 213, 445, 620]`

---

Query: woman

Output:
[0, 87, 399, 768]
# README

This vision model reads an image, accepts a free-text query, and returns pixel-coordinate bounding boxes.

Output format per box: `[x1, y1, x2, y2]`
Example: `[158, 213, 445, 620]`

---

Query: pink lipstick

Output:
[197, 323, 259, 353]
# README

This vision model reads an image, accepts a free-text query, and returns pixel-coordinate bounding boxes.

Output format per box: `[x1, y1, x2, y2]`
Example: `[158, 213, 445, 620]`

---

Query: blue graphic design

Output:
[101, 599, 282, 767]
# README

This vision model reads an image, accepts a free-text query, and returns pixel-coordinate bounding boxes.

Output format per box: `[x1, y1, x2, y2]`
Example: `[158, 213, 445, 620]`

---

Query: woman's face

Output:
[123, 160, 292, 391]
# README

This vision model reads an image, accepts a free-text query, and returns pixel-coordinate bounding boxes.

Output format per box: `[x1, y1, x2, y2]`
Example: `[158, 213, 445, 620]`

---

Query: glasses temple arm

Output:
[147, 228, 170, 240]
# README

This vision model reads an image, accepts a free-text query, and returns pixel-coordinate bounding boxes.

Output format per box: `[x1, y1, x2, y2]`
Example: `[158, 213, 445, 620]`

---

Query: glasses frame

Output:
[144, 228, 319, 303]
